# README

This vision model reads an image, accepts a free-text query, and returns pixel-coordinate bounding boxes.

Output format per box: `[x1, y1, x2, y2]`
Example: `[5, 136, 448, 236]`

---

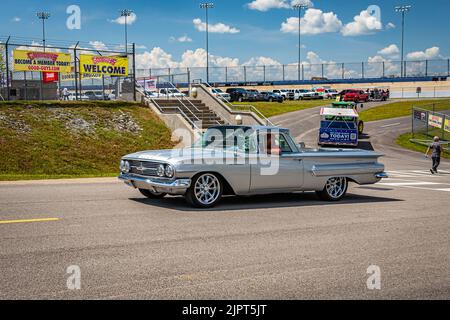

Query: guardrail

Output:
[193, 79, 275, 126]
[135, 82, 202, 131]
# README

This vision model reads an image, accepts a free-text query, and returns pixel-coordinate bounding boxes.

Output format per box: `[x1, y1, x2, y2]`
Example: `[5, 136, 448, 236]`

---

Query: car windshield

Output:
[212, 89, 223, 93]
[194, 127, 257, 153]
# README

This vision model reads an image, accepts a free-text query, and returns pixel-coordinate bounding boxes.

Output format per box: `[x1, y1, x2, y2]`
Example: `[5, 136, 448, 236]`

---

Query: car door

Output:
[250, 131, 303, 192]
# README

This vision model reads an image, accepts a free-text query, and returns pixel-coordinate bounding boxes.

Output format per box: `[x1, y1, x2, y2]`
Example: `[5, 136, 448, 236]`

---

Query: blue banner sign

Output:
[319, 128, 358, 145]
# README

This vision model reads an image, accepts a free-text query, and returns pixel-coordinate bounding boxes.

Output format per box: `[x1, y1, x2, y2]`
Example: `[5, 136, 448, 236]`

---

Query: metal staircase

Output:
[135, 81, 225, 130]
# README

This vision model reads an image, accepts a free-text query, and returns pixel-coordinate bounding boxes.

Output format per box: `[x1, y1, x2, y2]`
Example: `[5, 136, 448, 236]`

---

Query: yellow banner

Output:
[79, 54, 128, 77]
[60, 72, 102, 82]
[13, 49, 72, 73]
[445, 119, 450, 133]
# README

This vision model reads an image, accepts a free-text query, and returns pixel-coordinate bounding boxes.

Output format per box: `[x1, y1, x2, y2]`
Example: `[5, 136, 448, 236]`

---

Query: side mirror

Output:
[298, 142, 306, 149]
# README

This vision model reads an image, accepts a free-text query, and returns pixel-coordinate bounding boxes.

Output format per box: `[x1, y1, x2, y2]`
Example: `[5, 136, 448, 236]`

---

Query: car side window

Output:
[279, 134, 293, 153]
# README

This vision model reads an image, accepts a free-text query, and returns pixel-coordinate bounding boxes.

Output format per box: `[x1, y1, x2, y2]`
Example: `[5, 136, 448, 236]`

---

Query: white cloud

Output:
[109, 12, 137, 25]
[406, 47, 441, 60]
[281, 8, 342, 35]
[248, 0, 290, 11]
[341, 9, 382, 36]
[247, 0, 312, 11]
[193, 18, 240, 34]
[12, 17, 21, 22]
[243, 56, 281, 66]
[386, 22, 396, 29]
[378, 44, 400, 58]
[170, 35, 193, 43]
[89, 41, 108, 51]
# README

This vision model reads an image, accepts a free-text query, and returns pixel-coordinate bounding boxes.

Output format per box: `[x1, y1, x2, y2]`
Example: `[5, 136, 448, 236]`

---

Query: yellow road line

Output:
[0, 218, 60, 225]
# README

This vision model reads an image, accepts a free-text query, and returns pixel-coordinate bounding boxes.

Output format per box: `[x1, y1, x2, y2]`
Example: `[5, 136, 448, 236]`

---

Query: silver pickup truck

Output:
[119, 125, 387, 208]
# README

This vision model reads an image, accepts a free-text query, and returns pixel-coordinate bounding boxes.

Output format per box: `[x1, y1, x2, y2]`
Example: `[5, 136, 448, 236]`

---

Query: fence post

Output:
[404, 61, 407, 77]
[447, 59, 450, 77]
[23, 71, 27, 100]
[321, 64, 324, 78]
[342, 63, 344, 79]
[149, 68, 152, 78]
[132, 43, 136, 101]
[225, 66, 228, 83]
[425, 60, 428, 77]
[263, 65, 266, 82]
[5, 38, 10, 100]
[244, 66, 247, 83]
[361, 62, 364, 79]
[73, 43, 78, 100]
[282, 65, 285, 81]
[382, 61, 385, 78]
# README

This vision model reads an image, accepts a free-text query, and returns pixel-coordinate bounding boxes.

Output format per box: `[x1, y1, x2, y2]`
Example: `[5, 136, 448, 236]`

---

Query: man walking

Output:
[426, 136, 443, 174]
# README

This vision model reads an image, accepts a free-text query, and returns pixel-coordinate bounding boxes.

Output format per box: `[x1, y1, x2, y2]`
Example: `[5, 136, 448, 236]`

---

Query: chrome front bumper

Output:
[119, 173, 191, 195]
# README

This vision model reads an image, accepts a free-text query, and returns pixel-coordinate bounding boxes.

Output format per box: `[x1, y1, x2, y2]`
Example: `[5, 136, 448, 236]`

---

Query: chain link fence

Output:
[138, 59, 450, 85]
[0, 36, 136, 101]
[412, 103, 450, 149]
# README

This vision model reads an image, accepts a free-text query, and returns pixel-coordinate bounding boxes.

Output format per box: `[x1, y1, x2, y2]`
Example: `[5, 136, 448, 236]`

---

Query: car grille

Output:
[128, 160, 162, 177]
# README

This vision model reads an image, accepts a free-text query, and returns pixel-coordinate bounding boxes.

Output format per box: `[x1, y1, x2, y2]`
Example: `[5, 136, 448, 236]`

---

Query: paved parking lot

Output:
[0, 104, 449, 299]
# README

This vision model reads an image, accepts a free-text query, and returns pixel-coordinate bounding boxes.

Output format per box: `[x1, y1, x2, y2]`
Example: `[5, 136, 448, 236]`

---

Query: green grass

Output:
[0, 101, 174, 181]
[396, 133, 450, 159]
[231, 100, 328, 118]
[359, 99, 450, 122]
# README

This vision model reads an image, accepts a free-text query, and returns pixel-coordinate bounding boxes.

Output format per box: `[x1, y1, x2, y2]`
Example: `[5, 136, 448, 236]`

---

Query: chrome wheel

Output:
[194, 174, 221, 206]
[325, 177, 347, 199]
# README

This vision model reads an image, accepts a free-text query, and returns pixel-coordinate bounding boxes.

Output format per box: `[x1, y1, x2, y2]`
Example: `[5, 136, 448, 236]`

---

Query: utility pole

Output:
[200, 3, 214, 83]
[120, 9, 133, 53]
[37, 12, 50, 100]
[293, 2, 310, 81]
[395, 5, 412, 77]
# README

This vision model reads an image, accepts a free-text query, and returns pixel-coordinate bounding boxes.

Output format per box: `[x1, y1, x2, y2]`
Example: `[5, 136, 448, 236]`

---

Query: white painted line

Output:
[435, 188, 450, 192]
[379, 182, 440, 186]
[380, 122, 401, 128]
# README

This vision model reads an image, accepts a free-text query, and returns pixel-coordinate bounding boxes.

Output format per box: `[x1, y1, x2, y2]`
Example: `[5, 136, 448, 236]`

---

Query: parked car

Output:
[298, 89, 323, 100]
[84, 91, 104, 100]
[119, 125, 387, 208]
[158, 88, 186, 98]
[226, 88, 255, 102]
[273, 89, 295, 100]
[339, 89, 369, 103]
[322, 89, 340, 99]
[211, 88, 231, 101]
[246, 89, 264, 101]
[260, 91, 284, 103]
[67, 92, 89, 101]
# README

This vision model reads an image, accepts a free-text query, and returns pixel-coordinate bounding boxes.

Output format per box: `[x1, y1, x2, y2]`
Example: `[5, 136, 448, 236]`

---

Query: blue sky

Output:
[1, 0, 449, 68]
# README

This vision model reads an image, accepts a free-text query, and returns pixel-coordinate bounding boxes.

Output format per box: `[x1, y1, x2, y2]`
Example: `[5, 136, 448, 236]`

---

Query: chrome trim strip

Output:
[118, 173, 191, 190]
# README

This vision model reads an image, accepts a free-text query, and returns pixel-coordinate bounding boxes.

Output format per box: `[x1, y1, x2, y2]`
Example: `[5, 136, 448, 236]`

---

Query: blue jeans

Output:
[432, 156, 440, 172]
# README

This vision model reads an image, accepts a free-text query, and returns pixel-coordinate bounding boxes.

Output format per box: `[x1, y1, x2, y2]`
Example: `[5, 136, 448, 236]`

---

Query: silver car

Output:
[119, 125, 387, 208]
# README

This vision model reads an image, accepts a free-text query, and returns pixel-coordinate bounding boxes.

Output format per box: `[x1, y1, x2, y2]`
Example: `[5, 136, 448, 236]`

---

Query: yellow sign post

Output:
[13, 49, 72, 73]
[79, 54, 128, 77]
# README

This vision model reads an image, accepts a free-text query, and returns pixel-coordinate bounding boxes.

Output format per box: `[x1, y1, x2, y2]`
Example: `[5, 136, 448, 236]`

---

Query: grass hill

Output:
[0, 101, 174, 181]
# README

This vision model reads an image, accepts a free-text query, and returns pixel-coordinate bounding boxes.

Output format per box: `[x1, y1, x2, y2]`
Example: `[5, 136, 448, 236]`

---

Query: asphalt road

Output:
[1, 102, 449, 300]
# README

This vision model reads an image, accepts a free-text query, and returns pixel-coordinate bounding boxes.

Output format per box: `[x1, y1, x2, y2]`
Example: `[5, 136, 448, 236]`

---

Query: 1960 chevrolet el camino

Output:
[119, 125, 387, 208]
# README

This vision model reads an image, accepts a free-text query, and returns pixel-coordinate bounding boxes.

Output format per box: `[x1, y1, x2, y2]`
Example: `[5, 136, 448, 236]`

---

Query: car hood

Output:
[123, 147, 245, 164]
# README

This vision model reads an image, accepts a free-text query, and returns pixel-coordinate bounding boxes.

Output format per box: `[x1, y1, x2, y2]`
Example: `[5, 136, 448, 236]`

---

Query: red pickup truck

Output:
[339, 89, 369, 102]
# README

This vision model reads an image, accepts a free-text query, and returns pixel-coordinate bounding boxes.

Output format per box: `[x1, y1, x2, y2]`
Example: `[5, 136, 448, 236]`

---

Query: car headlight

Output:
[120, 160, 130, 173]
[156, 164, 165, 177]
[165, 164, 174, 178]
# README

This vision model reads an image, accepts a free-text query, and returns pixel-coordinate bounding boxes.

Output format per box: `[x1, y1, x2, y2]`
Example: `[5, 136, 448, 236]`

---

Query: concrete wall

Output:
[140, 95, 198, 147]
[192, 84, 267, 126]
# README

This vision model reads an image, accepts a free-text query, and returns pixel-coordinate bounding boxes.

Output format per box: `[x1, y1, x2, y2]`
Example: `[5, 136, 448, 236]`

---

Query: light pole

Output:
[200, 3, 214, 83]
[293, 3, 310, 81]
[36, 12, 50, 52]
[395, 5, 411, 77]
[120, 9, 133, 53]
